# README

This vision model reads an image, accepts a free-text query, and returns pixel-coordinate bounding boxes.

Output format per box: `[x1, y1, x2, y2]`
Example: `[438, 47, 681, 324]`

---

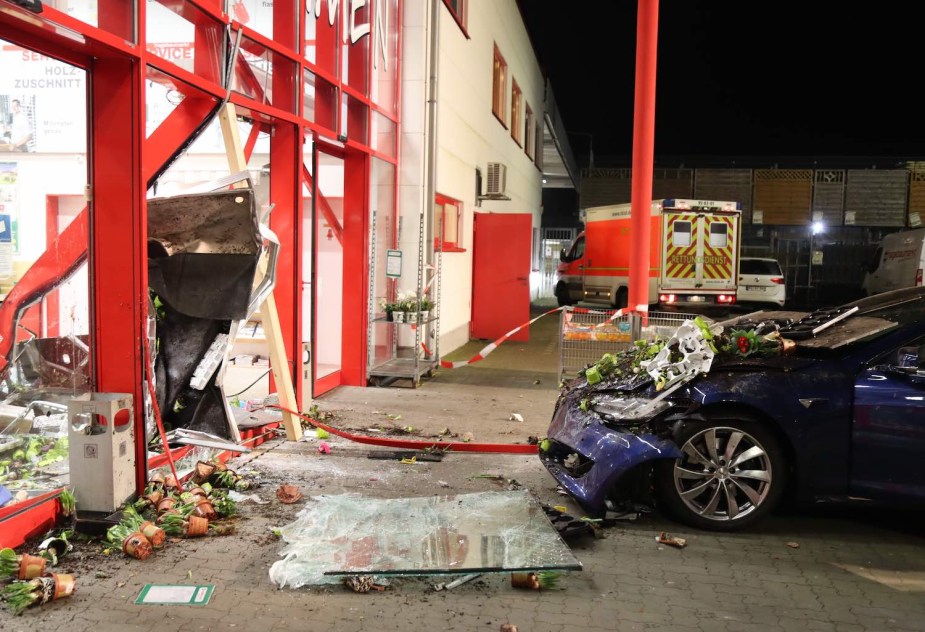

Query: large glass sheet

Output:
[369, 157, 394, 370]
[269, 491, 582, 588]
[369, 0, 399, 116]
[0, 39, 90, 504]
[147, 0, 224, 84]
[232, 36, 298, 113]
[46, 0, 136, 43]
[224, 0, 296, 49]
[314, 150, 344, 383]
[302, 68, 337, 132]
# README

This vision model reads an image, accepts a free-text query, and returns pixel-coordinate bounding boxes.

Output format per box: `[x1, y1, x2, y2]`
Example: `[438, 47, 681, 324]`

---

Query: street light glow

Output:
[812, 221, 825, 235]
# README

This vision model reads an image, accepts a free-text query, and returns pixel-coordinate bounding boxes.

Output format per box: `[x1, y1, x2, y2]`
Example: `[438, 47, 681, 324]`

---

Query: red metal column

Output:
[628, 0, 659, 314]
[340, 150, 369, 385]
[269, 122, 302, 405]
[90, 57, 146, 493]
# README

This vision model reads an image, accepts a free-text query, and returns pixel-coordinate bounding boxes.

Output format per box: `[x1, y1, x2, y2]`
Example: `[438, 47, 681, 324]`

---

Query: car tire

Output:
[653, 416, 787, 531]
[556, 283, 573, 307]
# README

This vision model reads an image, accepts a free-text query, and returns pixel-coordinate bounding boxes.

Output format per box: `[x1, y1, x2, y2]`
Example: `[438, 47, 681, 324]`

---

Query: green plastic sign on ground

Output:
[135, 584, 214, 606]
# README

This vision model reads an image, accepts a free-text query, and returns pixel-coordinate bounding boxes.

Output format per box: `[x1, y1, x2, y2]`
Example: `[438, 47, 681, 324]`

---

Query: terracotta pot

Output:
[46, 572, 77, 600]
[18, 553, 46, 580]
[186, 486, 207, 498]
[144, 490, 164, 506]
[156, 508, 179, 523]
[192, 461, 216, 484]
[163, 474, 180, 490]
[122, 532, 153, 560]
[34, 575, 57, 606]
[156, 497, 176, 514]
[139, 521, 167, 548]
[191, 498, 217, 520]
[186, 516, 209, 537]
[149, 471, 165, 486]
[510, 572, 540, 590]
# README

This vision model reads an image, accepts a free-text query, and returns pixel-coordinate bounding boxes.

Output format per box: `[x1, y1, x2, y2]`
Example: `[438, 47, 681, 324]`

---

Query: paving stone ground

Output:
[3, 303, 925, 631]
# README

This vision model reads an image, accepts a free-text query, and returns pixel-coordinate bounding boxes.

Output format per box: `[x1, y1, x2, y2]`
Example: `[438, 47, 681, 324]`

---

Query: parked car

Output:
[539, 287, 925, 531]
[737, 256, 786, 307]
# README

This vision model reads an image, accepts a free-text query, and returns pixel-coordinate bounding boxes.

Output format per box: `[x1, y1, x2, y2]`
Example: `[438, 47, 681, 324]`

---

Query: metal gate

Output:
[538, 227, 577, 299]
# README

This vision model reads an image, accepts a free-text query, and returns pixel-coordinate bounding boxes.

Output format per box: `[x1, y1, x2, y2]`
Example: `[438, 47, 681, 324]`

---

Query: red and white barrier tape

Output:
[269, 405, 538, 454]
[438, 305, 637, 369]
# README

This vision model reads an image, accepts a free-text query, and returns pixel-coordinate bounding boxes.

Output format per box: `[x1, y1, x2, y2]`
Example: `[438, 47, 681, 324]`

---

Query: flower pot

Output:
[186, 516, 209, 537]
[407, 312, 418, 324]
[393, 311, 405, 323]
[18, 554, 46, 580]
[191, 498, 217, 520]
[386, 311, 394, 322]
[122, 531, 153, 560]
[163, 474, 180, 490]
[46, 572, 77, 600]
[421, 310, 429, 322]
[156, 497, 176, 514]
[186, 486, 208, 499]
[148, 471, 165, 488]
[192, 461, 216, 484]
[156, 509, 181, 524]
[139, 521, 167, 548]
[510, 572, 540, 590]
[144, 490, 164, 507]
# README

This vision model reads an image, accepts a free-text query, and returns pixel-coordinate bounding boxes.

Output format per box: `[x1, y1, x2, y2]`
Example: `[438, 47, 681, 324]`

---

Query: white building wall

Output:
[401, 0, 545, 355]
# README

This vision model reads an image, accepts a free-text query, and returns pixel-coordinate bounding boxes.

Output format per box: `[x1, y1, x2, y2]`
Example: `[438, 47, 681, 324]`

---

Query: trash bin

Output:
[67, 393, 134, 513]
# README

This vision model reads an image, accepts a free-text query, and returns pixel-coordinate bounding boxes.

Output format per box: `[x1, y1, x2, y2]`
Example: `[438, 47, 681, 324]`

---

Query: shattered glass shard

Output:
[268, 491, 582, 588]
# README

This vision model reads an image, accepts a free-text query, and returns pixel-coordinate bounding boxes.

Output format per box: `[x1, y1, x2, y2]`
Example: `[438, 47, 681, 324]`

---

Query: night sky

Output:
[519, 2, 925, 164]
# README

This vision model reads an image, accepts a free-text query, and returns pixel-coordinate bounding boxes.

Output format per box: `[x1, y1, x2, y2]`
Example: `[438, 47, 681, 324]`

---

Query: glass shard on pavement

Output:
[269, 490, 582, 588]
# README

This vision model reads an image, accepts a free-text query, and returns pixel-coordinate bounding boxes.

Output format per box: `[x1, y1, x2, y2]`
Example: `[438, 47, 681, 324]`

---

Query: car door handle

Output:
[799, 398, 828, 409]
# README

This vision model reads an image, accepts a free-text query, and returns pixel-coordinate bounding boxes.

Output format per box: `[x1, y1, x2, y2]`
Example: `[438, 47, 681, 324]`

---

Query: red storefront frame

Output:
[0, 0, 401, 547]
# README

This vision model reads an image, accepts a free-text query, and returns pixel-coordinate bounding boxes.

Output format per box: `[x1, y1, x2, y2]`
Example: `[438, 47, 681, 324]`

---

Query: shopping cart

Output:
[558, 308, 707, 382]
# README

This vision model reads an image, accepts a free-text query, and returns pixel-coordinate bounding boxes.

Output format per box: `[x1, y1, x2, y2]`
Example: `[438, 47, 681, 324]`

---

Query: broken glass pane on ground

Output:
[269, 490, 582, 588]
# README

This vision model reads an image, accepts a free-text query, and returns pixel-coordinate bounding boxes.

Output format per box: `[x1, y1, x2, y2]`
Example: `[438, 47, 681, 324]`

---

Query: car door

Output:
[851, 336, 925, 500]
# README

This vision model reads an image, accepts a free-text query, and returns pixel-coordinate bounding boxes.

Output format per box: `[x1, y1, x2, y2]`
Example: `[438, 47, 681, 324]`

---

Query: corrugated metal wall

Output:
[580, 168, 693, 208]
[812, 170, 845, 226]
[844, 170, 908, 227]
[693, 169, 753, 220]
[753, 169, 812, 225]
[580, 168, 632, 208]
[653, 168, 694, 200]
[907, 169, 925, 226]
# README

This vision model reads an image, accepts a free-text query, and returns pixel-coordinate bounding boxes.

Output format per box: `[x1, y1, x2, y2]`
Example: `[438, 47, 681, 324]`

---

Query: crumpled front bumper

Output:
[539, 403, 682, 514]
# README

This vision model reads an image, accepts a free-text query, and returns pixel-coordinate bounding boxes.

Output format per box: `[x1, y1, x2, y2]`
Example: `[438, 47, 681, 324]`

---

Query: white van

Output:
[862, 228, 925, 296]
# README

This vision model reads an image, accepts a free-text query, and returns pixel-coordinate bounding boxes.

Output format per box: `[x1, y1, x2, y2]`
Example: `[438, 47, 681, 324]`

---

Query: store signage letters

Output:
[307, 0, 390, 70]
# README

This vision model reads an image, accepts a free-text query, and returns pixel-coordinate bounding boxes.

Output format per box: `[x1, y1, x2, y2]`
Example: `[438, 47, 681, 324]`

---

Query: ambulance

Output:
[555, 199, 743, 308]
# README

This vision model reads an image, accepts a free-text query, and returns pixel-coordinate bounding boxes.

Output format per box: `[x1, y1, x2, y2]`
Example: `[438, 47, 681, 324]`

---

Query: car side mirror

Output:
[559, 248, 568, 263]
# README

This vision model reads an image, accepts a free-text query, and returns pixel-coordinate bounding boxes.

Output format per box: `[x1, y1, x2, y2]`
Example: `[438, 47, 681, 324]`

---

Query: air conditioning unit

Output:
[486, 162, 507, 195]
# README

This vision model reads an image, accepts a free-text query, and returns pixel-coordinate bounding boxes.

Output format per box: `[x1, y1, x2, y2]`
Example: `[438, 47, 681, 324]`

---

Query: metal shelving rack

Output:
[366, 210, 441, 387]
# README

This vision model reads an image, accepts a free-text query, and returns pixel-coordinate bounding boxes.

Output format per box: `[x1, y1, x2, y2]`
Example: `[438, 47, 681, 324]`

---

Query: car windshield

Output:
[740, 259, 781, 275]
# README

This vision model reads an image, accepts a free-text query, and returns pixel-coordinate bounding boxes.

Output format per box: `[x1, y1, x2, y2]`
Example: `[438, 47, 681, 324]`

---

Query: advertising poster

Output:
[0, 43, 87, 154]
[0, 162, 17, 262]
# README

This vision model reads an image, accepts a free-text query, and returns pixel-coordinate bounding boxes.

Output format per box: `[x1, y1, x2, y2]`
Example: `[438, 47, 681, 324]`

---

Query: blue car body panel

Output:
[544, 403, 681, 511]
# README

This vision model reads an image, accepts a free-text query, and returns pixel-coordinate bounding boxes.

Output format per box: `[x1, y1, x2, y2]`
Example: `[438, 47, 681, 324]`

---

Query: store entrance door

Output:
[310, 145, 345, 396]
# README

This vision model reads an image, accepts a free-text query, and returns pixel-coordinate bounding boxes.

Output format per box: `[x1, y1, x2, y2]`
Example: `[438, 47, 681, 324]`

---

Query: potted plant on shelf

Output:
[420, 295, 435, 322]
[378, 297, 396, 322]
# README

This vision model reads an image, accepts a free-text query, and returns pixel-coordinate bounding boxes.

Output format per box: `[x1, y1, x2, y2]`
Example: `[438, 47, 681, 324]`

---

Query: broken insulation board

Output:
[189, 333, 229, 390]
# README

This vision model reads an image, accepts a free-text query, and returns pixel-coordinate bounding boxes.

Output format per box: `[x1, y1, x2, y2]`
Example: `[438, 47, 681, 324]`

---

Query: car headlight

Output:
[591, 395, 672, 424]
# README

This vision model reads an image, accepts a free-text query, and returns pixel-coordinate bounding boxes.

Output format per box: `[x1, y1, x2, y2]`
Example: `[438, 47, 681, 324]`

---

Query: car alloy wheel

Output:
[655, 418, 786, 530]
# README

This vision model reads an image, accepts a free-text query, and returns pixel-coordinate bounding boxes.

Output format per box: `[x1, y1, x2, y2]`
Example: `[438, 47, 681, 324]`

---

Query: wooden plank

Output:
[218, 102, 302, 441]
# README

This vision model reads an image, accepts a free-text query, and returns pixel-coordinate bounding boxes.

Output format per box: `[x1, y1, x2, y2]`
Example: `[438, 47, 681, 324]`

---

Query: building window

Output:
[511, 80, 522, 146]
[525, 103, 535, 159]
[435, 194, 465, 252]
[492, 45, 507, 126]
[442, 0, 468, 32]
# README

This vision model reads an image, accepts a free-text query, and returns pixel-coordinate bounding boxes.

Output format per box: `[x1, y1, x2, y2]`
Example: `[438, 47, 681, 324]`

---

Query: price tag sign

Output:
[386, 249, 402, 278]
